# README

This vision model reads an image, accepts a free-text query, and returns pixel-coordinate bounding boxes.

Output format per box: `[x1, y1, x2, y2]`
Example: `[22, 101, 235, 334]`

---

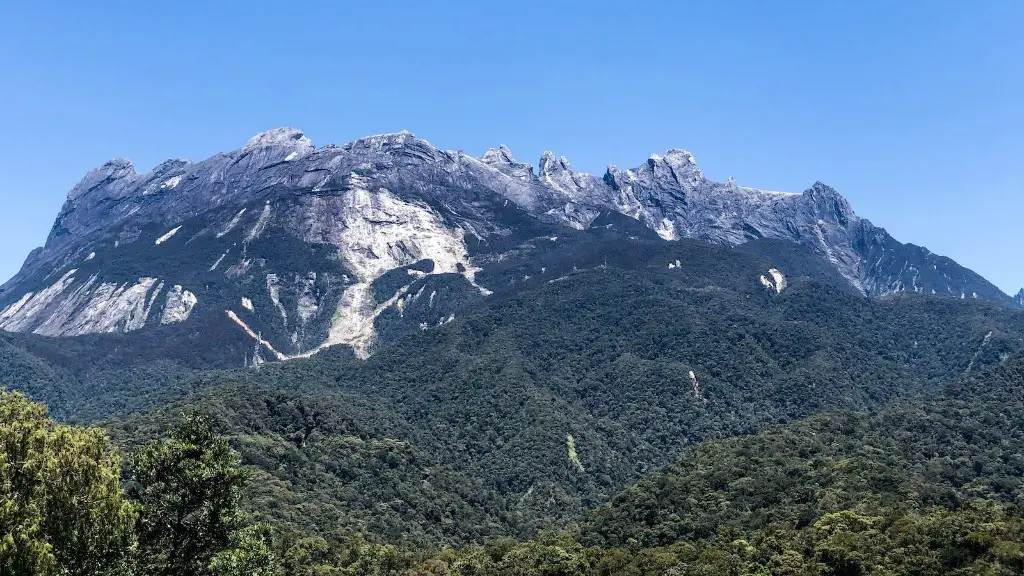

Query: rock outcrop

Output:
[1, 128, 1013, 357]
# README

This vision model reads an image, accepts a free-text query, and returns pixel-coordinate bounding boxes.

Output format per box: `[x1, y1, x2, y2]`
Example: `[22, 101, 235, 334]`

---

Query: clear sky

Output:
[1, 1, 1021, 292]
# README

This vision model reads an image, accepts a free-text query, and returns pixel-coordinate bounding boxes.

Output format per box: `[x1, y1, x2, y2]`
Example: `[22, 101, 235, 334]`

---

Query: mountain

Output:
[0, 128, 1015, 363]
[44, 233, 1015, 545]
[2, 128, 1022, 571]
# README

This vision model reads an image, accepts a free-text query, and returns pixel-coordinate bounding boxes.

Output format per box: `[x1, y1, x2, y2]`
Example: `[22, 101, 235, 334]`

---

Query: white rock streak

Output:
[246, 202, 272, 242]
[0, 269, 183, 336]
[0, 270, 78, 332]
[266, 274, 288, 324]
[0, 291, 38, 326]
[296, 273, 318, 324]
[218, 208, 247, 238]
[44, 277, 161, 335]
[209, 250, 229, 271]
[10, 274, 161, 336]
[155, 225, 182, 245]
[224, 310, 286, 360]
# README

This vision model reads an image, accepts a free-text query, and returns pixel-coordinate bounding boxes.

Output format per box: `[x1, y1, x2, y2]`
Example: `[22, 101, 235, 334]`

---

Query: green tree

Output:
[210, 523, 283, 576]
[282, 537, 343, 576]
[0, 390, 135, 576]
[494, 532, 589, 576]
[130, 408, 246, 576]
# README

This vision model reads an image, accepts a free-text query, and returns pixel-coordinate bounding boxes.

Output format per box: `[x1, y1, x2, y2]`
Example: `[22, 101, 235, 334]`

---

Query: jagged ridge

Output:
[0, 128, 1014, 358]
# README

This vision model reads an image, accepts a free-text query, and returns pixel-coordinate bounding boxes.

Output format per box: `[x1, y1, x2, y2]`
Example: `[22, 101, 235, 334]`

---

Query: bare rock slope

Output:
[0, 128, 1012, 359]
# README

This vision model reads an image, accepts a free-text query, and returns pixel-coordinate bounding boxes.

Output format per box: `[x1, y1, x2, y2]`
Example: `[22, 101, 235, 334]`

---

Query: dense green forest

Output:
[6, 355, 1024, 575]
[95, 256, 1024, 546]
[4, 236, 1024, 574]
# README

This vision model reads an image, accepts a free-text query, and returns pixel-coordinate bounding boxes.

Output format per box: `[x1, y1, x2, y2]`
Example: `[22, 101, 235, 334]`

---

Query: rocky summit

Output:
[0, 128, 1014, 360]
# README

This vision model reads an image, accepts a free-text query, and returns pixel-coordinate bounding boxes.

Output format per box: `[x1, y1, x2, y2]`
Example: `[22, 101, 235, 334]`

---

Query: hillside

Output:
[3, 230, 1023, 573]
[67, 233, 1020, 549]
[406, 357, 1024, 575]
[582, 355, 1024, 548]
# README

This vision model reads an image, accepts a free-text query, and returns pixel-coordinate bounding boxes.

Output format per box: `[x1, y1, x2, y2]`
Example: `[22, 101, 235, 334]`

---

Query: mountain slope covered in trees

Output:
[7, 347, 1024, 575]
[58, 234, 1018, 551]
[4, 229, 1024, 574]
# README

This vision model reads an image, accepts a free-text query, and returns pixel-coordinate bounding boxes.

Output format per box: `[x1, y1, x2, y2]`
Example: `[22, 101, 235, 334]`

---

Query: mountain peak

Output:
[67, 157, 139, 201]
[656, 148, 703, 183]
[104, 156, 134, 168]
[243, 127, 313, 151]
[1016, 288, 1024, 307]
[539, 151, 572, 175]
[481, 145, 534, 180]
[664, 148, 697, 164]
[481, 144, 516, 164]
[344, 130, 431, 151]
[150, 158, 191, 173]
[803, 181, 856, 224]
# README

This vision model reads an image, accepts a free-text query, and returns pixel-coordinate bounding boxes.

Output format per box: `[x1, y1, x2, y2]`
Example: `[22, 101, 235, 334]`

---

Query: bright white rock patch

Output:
[160, 175, 183, 189]
[768, 268, 787, 291]
[292, 178, 492, 359]
[759, 268, 787, 294]
[656, 218, 678, 241]
[160, 285, 197, 324]
[155, 225, 182, 245]
[0, 272, 164, 337]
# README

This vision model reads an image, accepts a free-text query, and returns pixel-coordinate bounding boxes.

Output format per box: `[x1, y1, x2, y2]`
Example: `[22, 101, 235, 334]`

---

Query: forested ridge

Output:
[5, 355, 1024, 574]
[3, 236, 1024, 574]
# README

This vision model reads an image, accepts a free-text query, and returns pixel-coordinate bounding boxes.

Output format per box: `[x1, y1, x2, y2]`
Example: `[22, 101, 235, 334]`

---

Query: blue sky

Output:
[1, 1, 1021, 292]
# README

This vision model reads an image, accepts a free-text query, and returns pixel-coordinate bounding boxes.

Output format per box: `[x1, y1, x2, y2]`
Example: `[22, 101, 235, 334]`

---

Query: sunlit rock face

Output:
[0, 128, 1014, 358]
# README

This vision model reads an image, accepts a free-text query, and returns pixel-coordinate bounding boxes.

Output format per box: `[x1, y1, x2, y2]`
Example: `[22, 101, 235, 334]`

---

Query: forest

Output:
[5, 352, 1024, 575]
[4, 239, 1024, 575]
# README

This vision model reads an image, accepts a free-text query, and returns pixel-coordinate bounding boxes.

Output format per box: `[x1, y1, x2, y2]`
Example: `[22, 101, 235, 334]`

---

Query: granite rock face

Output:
[1, 128, 1013, 358]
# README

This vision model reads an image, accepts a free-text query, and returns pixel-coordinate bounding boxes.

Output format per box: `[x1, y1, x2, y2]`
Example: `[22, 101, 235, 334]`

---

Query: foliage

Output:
[581, 357, 1024, 549]
[0, 390, 135, 576]
[4, 234, 1024, 573]
[210, 524, 284, 576]
[98, 253, 1024, 546]
[129, 408, 248, 576]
